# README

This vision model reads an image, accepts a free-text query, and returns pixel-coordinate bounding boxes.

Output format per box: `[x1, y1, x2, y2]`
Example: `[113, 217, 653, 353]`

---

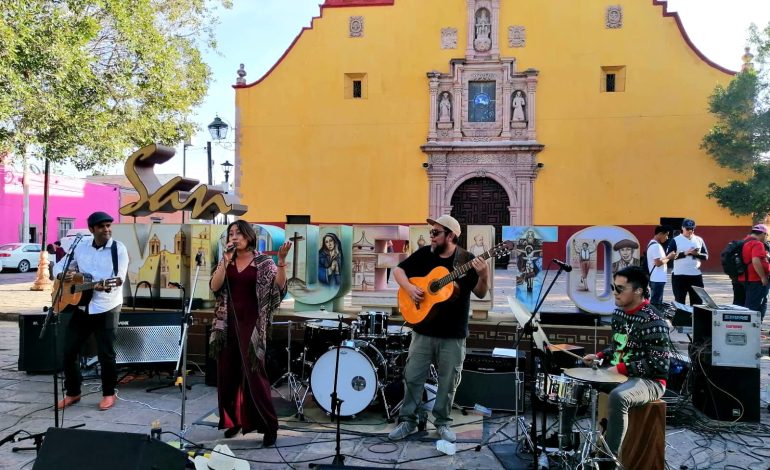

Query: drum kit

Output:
[271, 310, 413, 420]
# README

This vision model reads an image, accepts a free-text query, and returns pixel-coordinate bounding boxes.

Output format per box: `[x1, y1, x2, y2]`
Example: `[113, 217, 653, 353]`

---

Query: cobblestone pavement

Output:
[0, 270, 768, 469]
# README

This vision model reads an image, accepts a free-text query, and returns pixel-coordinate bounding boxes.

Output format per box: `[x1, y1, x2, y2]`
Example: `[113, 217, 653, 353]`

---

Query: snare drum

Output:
[303, 320, 350, 363]
[385, 324, 412, 352]
[357, 311, 389, 338]
[310, 339, 387, 416]
[539, 374, 586, 406]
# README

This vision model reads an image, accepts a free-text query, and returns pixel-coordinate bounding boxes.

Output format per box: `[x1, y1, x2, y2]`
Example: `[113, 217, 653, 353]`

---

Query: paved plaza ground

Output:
[0, 269, 768, 469]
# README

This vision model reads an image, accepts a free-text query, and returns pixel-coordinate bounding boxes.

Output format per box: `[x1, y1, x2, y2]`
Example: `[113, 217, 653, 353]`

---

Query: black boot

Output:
[262, 429, 277, 448]
[224, 426, 241, 438]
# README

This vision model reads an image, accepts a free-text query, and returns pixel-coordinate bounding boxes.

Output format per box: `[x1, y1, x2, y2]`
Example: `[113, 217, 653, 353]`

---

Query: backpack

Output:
[640, 240, 658, 276]
[720, 239, 747, 280]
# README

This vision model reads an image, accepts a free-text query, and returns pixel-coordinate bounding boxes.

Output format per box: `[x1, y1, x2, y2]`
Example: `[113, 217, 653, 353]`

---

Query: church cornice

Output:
[421, 141, 544, 153]
[653, 0, 735, 76]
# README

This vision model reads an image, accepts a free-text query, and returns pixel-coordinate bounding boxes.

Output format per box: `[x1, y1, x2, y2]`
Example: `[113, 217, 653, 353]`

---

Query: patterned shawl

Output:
[208, 250, 287, 370]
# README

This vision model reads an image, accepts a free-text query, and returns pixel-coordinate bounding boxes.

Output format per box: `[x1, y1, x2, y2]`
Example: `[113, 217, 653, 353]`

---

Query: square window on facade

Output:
[601, 66, 626, 92]
[468, 81, 496, 122]
[345, 73, 367, 99]
[58, 218, 74, 240]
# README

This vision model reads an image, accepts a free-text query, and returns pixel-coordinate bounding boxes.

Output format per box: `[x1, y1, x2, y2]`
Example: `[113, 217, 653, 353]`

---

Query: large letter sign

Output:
[566, 226, 640, 315]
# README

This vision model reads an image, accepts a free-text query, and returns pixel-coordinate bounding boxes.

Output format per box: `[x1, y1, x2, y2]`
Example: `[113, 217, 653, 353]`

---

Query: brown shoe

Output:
[56, 395, 81, 410]
[98, 395, 116, 411]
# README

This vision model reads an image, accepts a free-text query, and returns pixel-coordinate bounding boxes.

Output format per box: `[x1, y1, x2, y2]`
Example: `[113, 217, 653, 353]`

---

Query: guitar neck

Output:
[434, 250, 493, 289]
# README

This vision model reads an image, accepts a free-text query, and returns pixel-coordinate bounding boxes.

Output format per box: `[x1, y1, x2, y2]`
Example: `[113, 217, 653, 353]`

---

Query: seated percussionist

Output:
[561, 266, 671, 464]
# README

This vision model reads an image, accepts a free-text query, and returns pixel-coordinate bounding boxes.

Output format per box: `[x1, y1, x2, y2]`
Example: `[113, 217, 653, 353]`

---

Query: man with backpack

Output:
[645, 225, 675, 309]
[741, 224, 769, 320]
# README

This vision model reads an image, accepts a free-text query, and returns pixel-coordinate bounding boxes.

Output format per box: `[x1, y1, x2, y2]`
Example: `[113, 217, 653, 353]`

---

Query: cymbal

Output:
[562, 367, 628, 384]
[292, 310, 355, 320]
[507, 296, 550, 350]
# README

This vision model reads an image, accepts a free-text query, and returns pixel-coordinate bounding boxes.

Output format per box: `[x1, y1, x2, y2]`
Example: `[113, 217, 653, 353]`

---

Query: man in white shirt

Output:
[646, 225, 675, 308]
[53, 211, 129, 411]
[666, 218, 708, 305]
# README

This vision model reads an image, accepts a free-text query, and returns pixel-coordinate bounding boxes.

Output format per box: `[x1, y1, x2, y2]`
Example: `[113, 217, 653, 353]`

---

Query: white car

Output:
[0, 243, 43, 273]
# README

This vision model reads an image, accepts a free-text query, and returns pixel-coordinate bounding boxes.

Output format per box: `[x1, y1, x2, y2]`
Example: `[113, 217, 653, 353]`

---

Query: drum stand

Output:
[577, 387, 621, 470]
[271, 320, 308, 420]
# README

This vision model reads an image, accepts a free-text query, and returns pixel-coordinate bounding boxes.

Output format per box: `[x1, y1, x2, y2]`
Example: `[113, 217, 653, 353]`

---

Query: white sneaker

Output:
[388, 421, 417, 441]
[436, 425, 456, 443]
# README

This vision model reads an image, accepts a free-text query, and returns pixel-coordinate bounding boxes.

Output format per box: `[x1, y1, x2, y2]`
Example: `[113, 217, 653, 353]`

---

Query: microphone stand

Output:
[42, 235, 84, 429]
[176, 252, 204, 440]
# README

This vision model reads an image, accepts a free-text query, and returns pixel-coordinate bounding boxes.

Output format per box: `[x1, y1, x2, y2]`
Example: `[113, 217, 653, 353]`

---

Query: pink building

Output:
[0, 164, 121, 245]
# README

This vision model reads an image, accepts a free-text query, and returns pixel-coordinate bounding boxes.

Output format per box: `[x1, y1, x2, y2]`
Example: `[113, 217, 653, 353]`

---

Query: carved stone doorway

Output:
[450, 177, 510, 267]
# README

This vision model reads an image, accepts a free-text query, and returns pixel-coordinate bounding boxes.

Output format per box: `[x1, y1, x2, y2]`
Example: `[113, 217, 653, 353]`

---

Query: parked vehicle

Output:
[60, 229, 92, 253]
[0, 243, 42, 273]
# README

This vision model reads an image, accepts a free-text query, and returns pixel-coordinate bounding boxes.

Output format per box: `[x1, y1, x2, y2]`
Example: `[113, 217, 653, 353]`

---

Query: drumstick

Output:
[548, 344, 583, 360]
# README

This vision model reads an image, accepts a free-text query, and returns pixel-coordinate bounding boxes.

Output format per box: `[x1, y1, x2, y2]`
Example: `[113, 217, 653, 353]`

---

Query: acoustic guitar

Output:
[51, 273, 123, 313]
[398, 240, 514, 324]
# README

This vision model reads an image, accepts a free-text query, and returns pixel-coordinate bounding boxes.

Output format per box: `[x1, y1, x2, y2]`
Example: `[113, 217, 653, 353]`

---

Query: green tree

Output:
[702, 24, 770, 222]
[0, 0, 230, 169]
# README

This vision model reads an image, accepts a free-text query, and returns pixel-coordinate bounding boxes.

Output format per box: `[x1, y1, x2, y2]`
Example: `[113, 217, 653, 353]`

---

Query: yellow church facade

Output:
[233, 0, 746, 268]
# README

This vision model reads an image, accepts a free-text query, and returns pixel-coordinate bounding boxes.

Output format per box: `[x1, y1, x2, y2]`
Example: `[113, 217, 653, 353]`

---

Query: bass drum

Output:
[310, 340, 387, 416]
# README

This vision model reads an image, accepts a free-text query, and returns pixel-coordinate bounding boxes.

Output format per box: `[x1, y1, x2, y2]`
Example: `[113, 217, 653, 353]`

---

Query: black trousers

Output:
[671, 274, 704, 305]
[62, 306, 121, 397]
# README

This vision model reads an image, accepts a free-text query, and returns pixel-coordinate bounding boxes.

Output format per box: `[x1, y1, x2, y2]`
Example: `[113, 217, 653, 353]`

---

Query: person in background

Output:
[667, 219, 708, 305]
[209, 220, 291, 447]
[46, 243, 56, 280]
[646, 226, 675, 309]
[740, 224, 769, 320]
[54, 240, 66, 262]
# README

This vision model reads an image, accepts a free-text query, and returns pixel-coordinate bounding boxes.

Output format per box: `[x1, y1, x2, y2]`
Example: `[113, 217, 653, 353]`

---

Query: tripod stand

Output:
[271, 320, 308, 420]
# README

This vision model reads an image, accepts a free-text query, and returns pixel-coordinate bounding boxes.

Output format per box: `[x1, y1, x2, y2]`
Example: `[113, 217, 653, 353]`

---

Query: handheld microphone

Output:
[552, 258, 573, 272]
[225, 244, 236, 253]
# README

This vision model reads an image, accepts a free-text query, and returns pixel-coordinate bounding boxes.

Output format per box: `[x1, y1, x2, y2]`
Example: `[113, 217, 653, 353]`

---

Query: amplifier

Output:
[692, 365, 760, 422]
[115, 311, 183, 365]
[463, 348, 526, 373]
[455, 370, 524, 412]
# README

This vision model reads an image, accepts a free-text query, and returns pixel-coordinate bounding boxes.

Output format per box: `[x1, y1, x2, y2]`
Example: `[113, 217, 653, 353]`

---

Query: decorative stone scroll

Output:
[349, 16, 364, 37]
[606, 6, 622, 29]
[441, 27, 458, 49]
[508, 26, 525, 47]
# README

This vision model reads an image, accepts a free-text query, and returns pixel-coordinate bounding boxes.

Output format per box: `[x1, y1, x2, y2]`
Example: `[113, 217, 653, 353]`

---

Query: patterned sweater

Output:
[597, 301, 671, 384]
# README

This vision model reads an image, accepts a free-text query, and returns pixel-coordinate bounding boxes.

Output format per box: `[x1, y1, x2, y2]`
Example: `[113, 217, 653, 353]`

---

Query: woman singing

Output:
[209, 220, 291, 446]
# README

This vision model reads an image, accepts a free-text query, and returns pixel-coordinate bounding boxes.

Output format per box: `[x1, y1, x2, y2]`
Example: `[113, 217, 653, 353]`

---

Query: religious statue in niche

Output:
[474, 8, 492, 52]
[512, 90, 527, 122]
[438, 92, 452, 122]
[514, 230, 543, 292]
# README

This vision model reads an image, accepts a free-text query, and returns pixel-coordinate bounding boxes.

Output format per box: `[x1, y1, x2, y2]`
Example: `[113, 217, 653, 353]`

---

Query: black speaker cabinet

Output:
[18, 312, 72, 373]
[33, 427, 187, 470]
[692, 365, 760, 422]
[455, 370, 524, 412]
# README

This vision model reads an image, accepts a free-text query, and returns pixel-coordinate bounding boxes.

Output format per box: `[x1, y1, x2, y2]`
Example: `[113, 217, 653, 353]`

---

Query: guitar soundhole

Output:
[429, 281, 441, 294]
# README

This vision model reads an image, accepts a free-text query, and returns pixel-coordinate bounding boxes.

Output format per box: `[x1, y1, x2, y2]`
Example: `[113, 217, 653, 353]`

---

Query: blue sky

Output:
[54, 0, 770, 183]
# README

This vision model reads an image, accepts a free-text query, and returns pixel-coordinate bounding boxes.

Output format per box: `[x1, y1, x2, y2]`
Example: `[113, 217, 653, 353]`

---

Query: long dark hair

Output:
[227, 220, 257, 251]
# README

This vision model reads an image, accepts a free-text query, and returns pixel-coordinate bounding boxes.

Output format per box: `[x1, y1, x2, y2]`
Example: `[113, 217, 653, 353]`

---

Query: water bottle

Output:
[436, 439, 456, 455]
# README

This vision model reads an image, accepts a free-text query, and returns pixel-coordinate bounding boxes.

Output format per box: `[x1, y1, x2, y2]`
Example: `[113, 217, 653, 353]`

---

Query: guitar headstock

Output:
[490, 240, 514, 259]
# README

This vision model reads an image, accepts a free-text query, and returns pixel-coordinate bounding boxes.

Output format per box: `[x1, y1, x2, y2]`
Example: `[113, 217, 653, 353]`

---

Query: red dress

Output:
[216, 263, 278, 435]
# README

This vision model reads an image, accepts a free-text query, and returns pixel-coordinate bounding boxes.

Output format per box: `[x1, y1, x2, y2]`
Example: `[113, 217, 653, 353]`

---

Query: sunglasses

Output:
[610, 283, 632, 294]
[429, 229, 448, 237]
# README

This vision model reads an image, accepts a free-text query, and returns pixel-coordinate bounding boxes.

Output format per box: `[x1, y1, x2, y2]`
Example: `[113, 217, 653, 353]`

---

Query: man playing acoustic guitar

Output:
[53, 211, 129, 411]
[388, 215, 488, 443]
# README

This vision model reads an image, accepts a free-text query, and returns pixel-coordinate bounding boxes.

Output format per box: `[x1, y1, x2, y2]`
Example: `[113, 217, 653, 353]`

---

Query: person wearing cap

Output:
[740, 224, 769, 319]
[53, 211, 128, 411]
[611, 239, 640, 275]
[666, 218, 709, 305]
[388, 215, 489, 443]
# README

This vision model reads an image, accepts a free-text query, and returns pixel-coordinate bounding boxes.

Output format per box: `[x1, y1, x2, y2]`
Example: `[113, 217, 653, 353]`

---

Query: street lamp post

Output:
[206, 116, 229, 187]
[220, 160, 234, 225]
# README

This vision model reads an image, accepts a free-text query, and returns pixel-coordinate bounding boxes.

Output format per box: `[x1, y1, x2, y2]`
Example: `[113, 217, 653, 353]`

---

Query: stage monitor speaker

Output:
[692, 365, 760, 422]
[17, 312, 90, 373]
[32, 427, 187, 470]
[115, 312, 183, 365]
[455, 370, 524, 412]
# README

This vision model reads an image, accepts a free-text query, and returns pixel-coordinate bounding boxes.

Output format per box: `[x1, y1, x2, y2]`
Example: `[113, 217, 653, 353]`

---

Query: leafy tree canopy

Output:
[703, 23, 770, 221]
[0, 0, 231, 170]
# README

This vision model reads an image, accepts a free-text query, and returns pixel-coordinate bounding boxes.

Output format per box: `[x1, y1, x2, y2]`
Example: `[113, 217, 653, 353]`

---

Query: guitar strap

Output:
[452, 246, 473, 276]
[111, 241, 118, 277]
